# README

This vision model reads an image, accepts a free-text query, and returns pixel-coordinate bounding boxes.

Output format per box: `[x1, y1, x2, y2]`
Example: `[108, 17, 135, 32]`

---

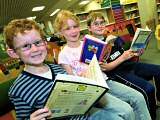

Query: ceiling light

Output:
[79, 0, 90, 5]
[27, 16, 36, 20]
[50, 9, 60, 16]
[32, 6, 45, 11]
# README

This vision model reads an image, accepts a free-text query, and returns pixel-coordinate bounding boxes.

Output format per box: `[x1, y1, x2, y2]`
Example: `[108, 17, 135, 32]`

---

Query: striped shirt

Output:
[8, 64, 88, 120]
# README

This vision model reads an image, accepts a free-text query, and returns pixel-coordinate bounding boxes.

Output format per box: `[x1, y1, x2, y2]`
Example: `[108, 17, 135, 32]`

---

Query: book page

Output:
[54, 74, 102, 86]
[85, 54, 109, 88]
[46, 80, 106, 119]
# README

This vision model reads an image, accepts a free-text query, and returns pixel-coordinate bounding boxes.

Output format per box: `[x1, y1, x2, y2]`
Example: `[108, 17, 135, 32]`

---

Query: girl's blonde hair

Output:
[54, 10, 80, 33]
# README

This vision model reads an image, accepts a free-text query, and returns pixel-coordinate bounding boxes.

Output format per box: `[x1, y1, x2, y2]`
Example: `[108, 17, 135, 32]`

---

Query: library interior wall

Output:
[138, 0, 157, 28]
[85, 1, 102, 12]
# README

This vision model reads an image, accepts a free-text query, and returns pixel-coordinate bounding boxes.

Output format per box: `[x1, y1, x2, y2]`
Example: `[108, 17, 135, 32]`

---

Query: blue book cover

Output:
[80, 35, 112, 64]
[130, 28, 152, 51]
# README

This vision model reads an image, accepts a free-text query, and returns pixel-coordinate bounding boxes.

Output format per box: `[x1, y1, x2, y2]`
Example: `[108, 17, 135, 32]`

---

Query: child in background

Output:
[4, 19, 115, 120]
[55, 10, 151, 120]
[87, 11, 160, 120]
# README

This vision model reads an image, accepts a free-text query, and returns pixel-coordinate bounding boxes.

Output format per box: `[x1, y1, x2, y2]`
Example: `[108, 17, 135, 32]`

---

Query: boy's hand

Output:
[134, 48, 145, 56]
[30, 108, 52, 120]
[121, 49, 135, 60]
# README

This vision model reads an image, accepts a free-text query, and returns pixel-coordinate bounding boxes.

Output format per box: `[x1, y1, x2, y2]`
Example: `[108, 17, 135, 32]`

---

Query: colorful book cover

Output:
[80, 35, 112, 64]
[130, 27, 152, 51]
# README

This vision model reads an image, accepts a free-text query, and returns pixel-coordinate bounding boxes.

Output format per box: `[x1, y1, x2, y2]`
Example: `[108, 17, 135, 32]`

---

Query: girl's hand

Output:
[99, 62, 107, 71]
[78, 71, 87, 77]
[30, 107, 52, 120]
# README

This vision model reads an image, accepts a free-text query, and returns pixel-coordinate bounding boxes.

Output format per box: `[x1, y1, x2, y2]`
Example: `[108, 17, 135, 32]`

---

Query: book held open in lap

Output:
[80, 34, 112, 64]
[130, 27, 152, 51]
[45, 55, 109, 119]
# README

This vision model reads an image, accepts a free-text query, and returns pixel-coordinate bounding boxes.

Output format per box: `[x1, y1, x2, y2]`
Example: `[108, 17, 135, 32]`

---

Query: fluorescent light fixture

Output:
[32, 6, 45, 11]
[50, 9, 60, 16]
[79, 0, 90, 5]
[27, 16, 36, 20]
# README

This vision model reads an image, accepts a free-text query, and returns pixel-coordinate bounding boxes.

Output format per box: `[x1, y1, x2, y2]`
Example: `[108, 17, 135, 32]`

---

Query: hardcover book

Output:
[80, 34, 112, 64]
[130, 27, 152, 51]
[45, 55, 109, 119]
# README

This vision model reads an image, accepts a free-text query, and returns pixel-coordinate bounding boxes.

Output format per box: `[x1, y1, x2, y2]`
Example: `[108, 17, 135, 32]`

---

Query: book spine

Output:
[80, 37, 87, 63]
[99, 44, 112, 63]
[144, 31, 153, 49]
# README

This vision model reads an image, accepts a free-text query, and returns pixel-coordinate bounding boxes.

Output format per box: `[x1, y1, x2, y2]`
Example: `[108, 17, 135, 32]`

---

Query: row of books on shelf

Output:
[110, 0, 121, 5]
[125, 13, 140, 19]
[124, 6, 138, 11]
[112, 7, 125, 22]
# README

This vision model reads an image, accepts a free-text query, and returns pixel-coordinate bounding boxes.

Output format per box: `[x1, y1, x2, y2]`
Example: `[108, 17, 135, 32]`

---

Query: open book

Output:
[80, 34, 112, 64]
[130, 27, 152, 51]
[45, 55, 109, 119]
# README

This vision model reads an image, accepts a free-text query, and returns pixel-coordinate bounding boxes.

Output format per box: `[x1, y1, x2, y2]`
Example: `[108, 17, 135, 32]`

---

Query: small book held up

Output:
[130, 27, 152, 51]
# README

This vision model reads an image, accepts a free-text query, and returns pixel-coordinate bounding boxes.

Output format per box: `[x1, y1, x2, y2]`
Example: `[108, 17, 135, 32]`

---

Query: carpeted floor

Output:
[140, 34, 160, 120]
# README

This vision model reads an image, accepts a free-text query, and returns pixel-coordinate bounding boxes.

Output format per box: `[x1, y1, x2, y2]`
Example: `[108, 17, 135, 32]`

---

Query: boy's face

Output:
[9, 29, 47, 66]
[89, 17, 105, 37]
[60, 19, 80, 43]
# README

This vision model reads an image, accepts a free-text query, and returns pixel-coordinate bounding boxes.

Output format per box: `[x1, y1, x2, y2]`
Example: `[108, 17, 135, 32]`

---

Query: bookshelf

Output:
[76, 12, 89, 33]
[156, 0, 160, 24]
[111, 0, 125, 23]
[122, 2, 141, 27]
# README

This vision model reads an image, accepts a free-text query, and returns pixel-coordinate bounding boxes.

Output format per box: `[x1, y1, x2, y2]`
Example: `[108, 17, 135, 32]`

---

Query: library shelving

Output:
[75, 12, 89, 36]
[122, 2, 141, 27]
[111, 0, 125, 23]
[156, 0, 160, 24]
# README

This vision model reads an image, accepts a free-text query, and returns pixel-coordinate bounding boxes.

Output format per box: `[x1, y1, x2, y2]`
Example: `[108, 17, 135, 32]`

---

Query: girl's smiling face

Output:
[61, 19, 80, 44]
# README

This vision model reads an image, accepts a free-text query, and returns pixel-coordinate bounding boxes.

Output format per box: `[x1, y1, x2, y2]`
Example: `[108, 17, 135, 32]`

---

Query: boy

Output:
[4, 19, 117, 120]
[55, 10, 151, 120]
[87, 11, 160, 120]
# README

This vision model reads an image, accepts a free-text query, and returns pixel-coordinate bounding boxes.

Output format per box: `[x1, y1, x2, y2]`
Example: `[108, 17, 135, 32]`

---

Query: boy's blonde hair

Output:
[4, 19, 45, 49]
[54, 10, 80, 33]
[87, 12, 105, 27]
